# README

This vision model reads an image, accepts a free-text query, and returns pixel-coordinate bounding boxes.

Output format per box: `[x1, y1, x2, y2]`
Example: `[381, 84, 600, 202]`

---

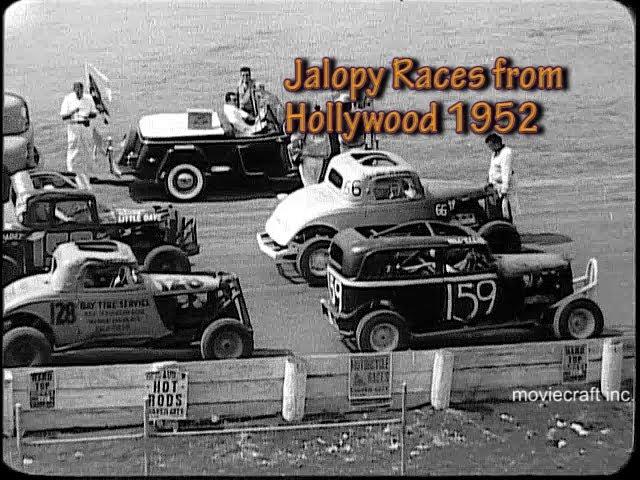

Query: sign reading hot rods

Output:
[145, 364, 189, 420]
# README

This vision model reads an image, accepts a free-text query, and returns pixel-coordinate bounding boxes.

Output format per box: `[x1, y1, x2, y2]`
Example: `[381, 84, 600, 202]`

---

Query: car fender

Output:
[351, 298, 403, 325]
[3, 311, 56, 347]
[156, 145, 208, 182]
[200, 316, 253, 339]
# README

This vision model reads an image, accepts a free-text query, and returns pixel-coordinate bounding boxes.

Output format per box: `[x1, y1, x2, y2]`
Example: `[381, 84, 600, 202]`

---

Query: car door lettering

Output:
[445, 279, 497, 322]
[50, 301, 76, 325]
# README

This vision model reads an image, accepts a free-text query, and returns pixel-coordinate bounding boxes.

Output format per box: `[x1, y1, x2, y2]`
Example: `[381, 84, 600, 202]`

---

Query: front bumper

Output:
[320, 298, 356, 336]
[256, 231, 297, 262]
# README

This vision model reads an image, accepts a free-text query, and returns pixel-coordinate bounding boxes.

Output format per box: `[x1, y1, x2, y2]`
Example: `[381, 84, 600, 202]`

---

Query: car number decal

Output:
[327, 271, 343, 313]
[434, 203, 449, 217]
[445, 279, 496, 322]
[51, 301, 76, 325]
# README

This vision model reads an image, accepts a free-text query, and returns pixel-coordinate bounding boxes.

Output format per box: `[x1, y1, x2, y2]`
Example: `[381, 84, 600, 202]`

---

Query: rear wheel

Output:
[143, 245, 191, 273]
[163, 163, 207, 201]
[296, 237, 332, 286]
[200, 321, 253, 360]
[552, 298, 604, 340]
[356, 310, 409, 352]
[478, 220, 521, 253]
[3, 327, 52, 368]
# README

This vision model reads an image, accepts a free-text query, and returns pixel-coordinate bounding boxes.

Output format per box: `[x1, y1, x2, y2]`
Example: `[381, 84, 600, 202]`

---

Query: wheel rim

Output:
[567, 308, 596, 338]
[213, 330, 244, 359]
[369, 323, 400, 351]
[176, 172, 195, 190]
[7, 338, 38, 366]
[167, 164, 203, 200]
[308, 248, 329, 277]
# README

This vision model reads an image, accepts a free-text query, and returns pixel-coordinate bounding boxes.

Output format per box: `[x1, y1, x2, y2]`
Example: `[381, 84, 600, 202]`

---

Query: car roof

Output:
[4, 92, 27, 109]
[54, 240, 138, 268]
[326, 149, 416, 179]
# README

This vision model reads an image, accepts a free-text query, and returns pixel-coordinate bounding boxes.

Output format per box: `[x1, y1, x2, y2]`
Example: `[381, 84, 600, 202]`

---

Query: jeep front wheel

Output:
[164, 163, 207, 201]
[356, 310, 409, 352]
[143, 245, 191, 273]
[3, 327, 52, 368]
[200, 320, 253, 360]
[552, 298, 604, 340]
[296, 237, 332, 286]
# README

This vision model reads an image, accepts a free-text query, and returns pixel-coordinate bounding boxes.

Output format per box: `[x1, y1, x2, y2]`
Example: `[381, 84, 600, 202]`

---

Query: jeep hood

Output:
[422, 179, 490, 201]
[3, 273, 52, 313]
[265, 184, 349, 246]
[494, 253, 568, 278]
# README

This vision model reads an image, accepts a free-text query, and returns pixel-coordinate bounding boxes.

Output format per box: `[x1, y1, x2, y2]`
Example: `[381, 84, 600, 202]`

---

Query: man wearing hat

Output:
[485, 133, 519, 219]
[60, 81, 98, 174]
[237, 67, 257, 117]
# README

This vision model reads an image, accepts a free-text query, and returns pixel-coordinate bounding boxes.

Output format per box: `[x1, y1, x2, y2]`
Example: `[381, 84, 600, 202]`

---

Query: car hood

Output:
[3, 273, 52, 313]
[265, 184, 349, 246]
[421, 179, 490, 201]
[494, 253, 568, 277]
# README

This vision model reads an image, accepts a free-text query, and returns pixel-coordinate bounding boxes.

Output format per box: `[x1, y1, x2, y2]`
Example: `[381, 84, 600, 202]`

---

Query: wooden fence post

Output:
[282, 356, 307, 422]
[601, 338, 623, 400]
[431, 350, 454, 410]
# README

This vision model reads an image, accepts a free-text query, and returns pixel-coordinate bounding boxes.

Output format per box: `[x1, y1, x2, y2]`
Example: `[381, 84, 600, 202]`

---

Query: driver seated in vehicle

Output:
[223, 91, 268, 137]
[401, 178, 418, 199]
[111, 266, 130, 288]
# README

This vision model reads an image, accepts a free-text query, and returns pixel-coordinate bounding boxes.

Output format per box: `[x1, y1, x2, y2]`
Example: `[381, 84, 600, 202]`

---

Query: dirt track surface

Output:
[4, 399, 633, 475]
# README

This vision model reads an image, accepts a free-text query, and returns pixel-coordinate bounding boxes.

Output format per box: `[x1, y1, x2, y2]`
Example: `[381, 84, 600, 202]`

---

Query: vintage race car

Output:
[257, 149, 520, 285]
[320, 226, 602, 352]
[2, 170, 199, 286]
[112, 109, 305, 201]
[3, 240, 254, 367]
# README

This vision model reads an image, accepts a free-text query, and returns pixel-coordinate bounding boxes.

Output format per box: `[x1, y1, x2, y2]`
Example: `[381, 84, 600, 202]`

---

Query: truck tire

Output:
[163, 162, 207, 201]
[552, 298, 604, 340]
[478, 220, 521, 253]
[143, 245, 191, 273]
[356, 310, 409, 352]
[2, 256, 20, 287]
[200, 320, 254, 360]
[296, 237, 331, 286]
[3, 326, 52, 368]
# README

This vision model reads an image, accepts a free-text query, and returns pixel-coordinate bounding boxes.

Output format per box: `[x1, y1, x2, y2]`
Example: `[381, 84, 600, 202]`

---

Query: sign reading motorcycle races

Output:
[349, 353, 392, 402]
[29, 370, 56, 409]
[145, 365, 188, 420]
[562, 343, 588, 383]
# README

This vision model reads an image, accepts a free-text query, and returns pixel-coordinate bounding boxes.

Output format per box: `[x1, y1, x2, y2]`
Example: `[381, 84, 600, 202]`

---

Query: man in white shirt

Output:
[486, 133, 518, 219]
[255, 82, 285, 128]
[289, 105, 332, 186]
[223, 91, 262, 136]
[60, 82, 98, 174]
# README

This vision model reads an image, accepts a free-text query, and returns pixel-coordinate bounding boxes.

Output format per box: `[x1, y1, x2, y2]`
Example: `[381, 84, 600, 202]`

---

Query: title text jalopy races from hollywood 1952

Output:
[282, 57, 567, 139]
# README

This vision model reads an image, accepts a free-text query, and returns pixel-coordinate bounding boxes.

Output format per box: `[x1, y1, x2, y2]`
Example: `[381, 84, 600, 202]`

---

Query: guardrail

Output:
[3, 335, 635, 436]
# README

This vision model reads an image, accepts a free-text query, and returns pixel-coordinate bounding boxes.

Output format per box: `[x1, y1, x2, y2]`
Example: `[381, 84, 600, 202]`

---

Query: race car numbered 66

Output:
[320, 224, 603, 352]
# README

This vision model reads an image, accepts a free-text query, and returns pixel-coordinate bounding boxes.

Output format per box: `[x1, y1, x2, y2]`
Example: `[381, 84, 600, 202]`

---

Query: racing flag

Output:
[84, 63, 112, 163]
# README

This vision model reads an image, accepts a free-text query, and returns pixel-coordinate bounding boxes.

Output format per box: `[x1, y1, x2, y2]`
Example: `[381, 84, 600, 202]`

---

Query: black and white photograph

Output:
[2, 0, 634, 475]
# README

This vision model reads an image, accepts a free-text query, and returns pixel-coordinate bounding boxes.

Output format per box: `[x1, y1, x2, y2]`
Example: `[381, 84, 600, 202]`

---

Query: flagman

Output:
[60, 82, 98, 174]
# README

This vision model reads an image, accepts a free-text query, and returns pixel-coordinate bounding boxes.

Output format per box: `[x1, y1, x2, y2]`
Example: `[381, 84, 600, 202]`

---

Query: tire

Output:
[296, 237, 332, 286]
[2, 256, 21, 287]
[143, 245, 191, 273]
[3, 326, 52, 368]
[552, 298, 604, 340]
[355, 310, 409, 352]
[478, 220, 522, 253]
[449, 202, 487, 228]
[163, 163, 207, 201]
[200, 320, 254, 360]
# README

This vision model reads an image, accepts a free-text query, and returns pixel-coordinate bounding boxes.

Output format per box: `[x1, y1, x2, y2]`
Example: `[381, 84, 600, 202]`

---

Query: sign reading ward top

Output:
[29, 370, 56, 409]
[145, 364, 188, 420]
[562, 343, 588, 383]
[349, 353, 392, 401]
[187, 109, 213, 129]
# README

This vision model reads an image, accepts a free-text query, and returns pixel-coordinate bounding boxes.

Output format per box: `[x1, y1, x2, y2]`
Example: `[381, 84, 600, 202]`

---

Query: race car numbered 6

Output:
[144, 363, 188, 421]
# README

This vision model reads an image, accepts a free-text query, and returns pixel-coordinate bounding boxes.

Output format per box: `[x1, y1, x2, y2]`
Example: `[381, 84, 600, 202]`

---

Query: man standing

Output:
[237, 66, 257, 116]
[60, 82, 98, 174]
[255, 82, 285, 128]
[289, 105, 332, 186]
[485, 133, 518, 219]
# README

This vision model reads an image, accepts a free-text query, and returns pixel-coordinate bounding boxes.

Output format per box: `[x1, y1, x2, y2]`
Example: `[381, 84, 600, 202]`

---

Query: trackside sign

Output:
[29, 369, 56, 409]
[562, 343, 588, 383]
[348, 353, 392, 401]
[145, 365, 189, 420]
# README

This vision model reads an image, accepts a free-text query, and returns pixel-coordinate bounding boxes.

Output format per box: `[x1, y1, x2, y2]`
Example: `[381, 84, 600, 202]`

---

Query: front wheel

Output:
[296, 237, 332, 286]
[143, 245, 191, 273]
[3, 327, 52, 368]
[200, 320, 254, 360]
[355, 310, 409, 352]
[163, 163, 207, 201]
[552, 298, 604, 340]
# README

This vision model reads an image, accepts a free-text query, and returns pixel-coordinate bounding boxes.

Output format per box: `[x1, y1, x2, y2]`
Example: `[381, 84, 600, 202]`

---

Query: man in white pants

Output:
[60, 82, 98, 174]
[486, 133, 519, 219]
